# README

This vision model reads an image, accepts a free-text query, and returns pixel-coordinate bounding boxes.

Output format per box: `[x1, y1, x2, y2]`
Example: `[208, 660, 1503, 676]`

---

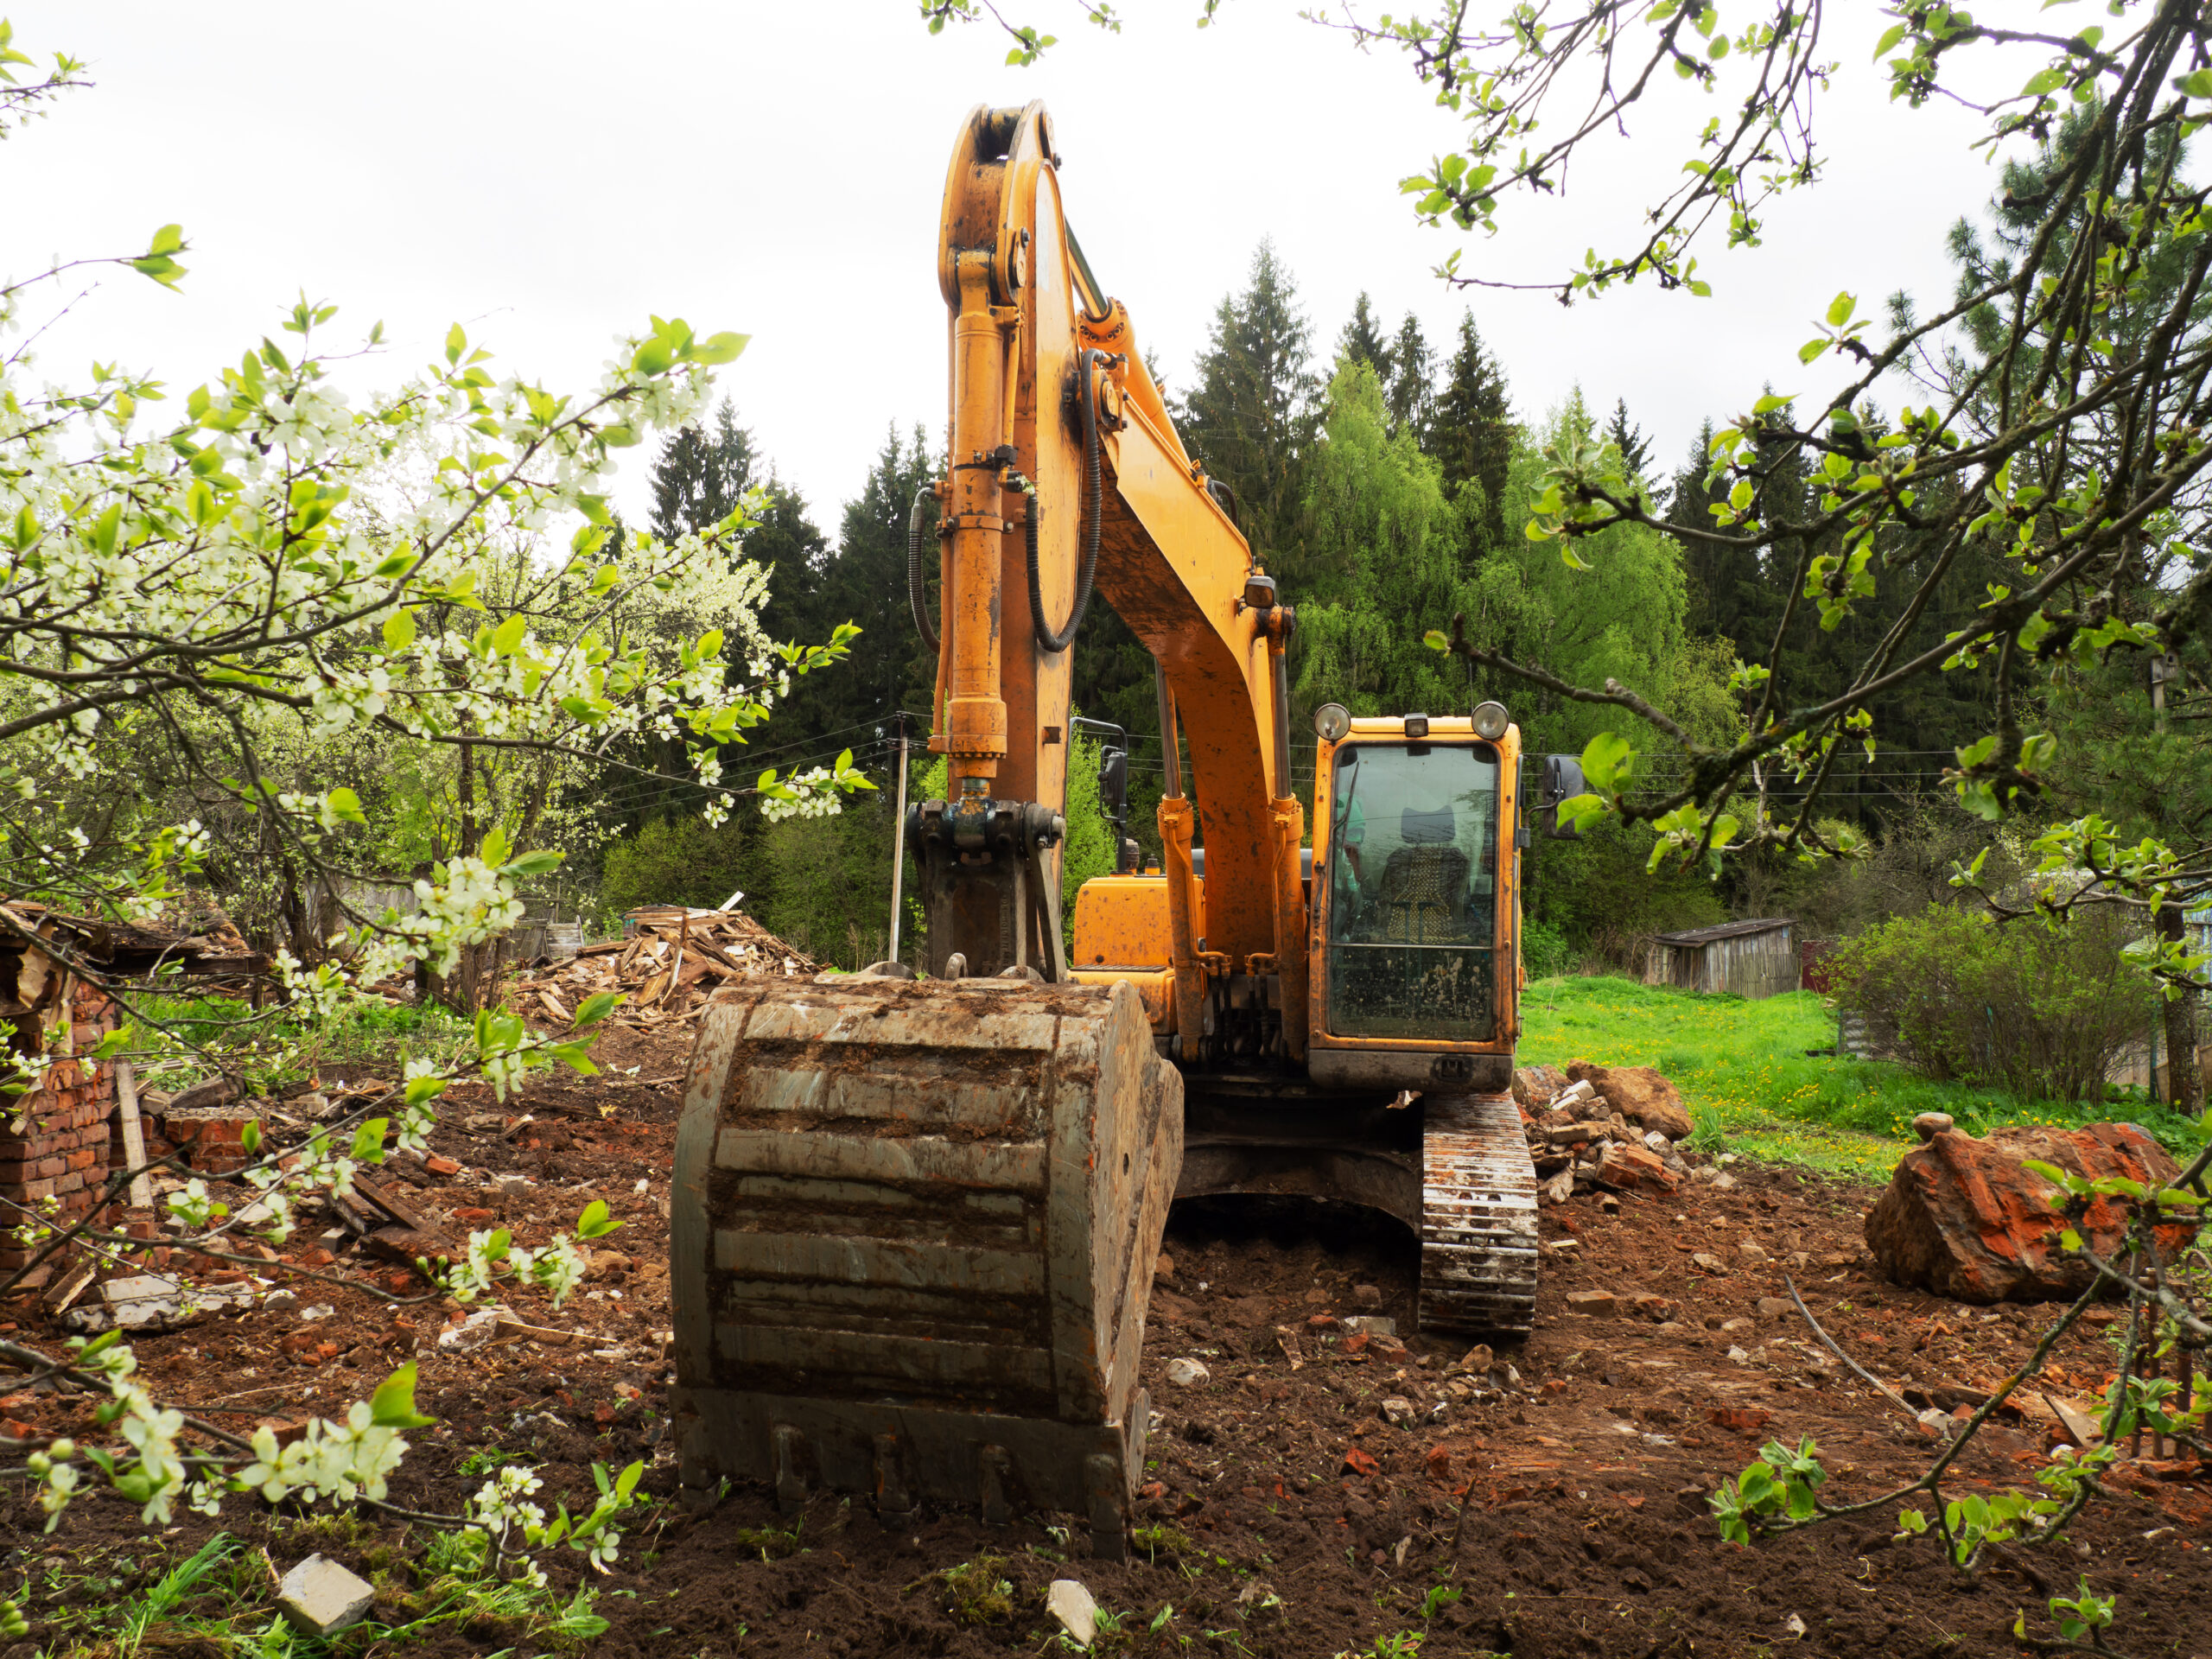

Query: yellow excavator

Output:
[670, 102, 1548, 1554]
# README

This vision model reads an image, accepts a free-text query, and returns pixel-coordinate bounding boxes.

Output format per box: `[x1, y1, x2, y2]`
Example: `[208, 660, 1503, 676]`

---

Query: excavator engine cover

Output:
[669, 975, 1181, 1555]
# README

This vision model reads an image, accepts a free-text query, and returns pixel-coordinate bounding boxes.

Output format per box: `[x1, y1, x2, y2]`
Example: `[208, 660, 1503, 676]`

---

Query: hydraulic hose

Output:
[906, 486, 939, 652]
[1027, 348, 1109, 653]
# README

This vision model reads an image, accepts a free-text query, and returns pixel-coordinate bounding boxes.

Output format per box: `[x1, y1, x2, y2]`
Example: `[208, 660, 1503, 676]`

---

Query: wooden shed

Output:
[1644, 918, 1798, 1000]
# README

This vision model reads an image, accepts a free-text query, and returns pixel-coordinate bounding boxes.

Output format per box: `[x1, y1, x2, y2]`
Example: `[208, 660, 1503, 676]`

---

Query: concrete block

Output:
[276, 1554, 375, 1636]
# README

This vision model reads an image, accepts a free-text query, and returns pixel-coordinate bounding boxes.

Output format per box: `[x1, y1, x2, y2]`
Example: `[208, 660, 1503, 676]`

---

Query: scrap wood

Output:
[353, 1174, 448, 1245]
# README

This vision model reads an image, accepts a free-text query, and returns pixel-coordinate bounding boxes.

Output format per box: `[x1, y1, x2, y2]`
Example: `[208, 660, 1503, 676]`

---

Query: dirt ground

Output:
[5, 1015, 2209, 1659]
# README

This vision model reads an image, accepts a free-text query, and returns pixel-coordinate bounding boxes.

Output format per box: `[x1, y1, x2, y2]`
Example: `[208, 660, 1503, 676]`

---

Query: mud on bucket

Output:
[666, 974, 1182, 1557]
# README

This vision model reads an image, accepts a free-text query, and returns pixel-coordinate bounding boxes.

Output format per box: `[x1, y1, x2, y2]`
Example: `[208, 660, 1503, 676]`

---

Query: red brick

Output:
[63, 1149, 97, 1173]
[50, 1172, 81, 1196]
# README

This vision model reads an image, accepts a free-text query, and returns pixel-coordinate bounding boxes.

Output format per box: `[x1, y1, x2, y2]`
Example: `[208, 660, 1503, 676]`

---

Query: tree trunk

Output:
[2156, 900, 2202, 1113]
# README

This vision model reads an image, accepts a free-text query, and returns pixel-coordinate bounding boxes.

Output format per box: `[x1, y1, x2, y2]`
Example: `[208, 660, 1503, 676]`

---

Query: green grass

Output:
[1520, 975, 2191, 1182]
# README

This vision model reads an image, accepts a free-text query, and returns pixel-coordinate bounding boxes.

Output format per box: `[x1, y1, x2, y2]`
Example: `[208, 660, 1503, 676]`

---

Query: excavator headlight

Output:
[1471, 701, 1510, 741]
[1314, 702, 1351, 743]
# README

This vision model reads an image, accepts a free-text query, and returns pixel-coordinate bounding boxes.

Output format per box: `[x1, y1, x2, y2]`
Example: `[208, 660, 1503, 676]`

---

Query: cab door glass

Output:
[1325, 742, 1500, 1041]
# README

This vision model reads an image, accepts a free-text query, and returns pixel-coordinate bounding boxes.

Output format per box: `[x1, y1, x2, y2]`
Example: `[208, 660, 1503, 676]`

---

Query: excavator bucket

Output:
[668, 974, 1181, 1556]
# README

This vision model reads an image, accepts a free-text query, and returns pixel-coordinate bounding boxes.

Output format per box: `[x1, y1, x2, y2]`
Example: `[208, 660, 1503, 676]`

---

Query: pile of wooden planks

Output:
[510, 907, 819, 1032]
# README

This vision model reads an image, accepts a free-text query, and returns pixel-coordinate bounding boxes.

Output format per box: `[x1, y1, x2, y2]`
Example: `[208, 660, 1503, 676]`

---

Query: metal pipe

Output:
[888, 720, 911, 964]
[1154, 658, 1183, 799]
[1270, 635, 1293, 803]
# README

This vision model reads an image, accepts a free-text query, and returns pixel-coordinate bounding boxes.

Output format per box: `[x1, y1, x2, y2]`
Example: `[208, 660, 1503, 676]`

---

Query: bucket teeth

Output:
[1419, 1092, 1539, 1336]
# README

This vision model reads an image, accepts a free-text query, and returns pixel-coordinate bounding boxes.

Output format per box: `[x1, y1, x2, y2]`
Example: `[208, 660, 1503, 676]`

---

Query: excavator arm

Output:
[914, 102, 1306, 1061]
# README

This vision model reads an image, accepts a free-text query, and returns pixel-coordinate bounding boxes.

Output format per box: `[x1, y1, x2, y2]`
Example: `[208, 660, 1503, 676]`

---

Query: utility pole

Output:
[887, 713, 912, 966]
[2152, 652, 2181, 733]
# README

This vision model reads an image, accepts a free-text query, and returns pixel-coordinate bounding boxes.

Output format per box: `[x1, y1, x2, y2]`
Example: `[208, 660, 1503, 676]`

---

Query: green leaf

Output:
[90, 1025, 134, 1059]
[2179, 68, 2212, 99]
[1874, 22, 1909, 59]
[369, 1361, 438, 1428]
[2022, 67, 2067, 97]
[351, 1119, 389, 1162]
[445, 323, 467, 365]
[240, 1120, 262, 1155]
[690, 332, 749, 365]
[1422, 629, 1451, 652]
[1798, 338, 1829, 365]
[550, 1042, 598, 1076]
[573, 992, 620, 1030]
[148, 223, 185, 257]
[404, 1074, 447, 1108]
[382, 608, 416, 652]
[632, 337, 675, 378]
[131, 254, 186, 289]
[1580, 731, 1637, 793]
[327, 786, 367, 826]
[501, 849, 564, 878]
[373, 550, 416, 579]
[575, 1198, 623, 1239]
[1826, 292, 1857, 328]
[489, 613, 527, 657]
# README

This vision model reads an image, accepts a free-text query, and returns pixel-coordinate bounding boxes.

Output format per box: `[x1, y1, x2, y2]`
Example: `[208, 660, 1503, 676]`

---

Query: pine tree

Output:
[1604, 397, 1655, 501]
[1385, 312, 1433, 447]
[1427, 312, 1514, 547]
[1176, 241, 1317, 570]
[822, 424, 938, 731]
[1335, 292, 1393, 378]
[649, 399, 756, 539]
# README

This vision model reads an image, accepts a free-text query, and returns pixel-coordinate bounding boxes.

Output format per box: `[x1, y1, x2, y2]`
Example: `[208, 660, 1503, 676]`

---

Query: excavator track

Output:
[1418, 1092, 1539, 1335]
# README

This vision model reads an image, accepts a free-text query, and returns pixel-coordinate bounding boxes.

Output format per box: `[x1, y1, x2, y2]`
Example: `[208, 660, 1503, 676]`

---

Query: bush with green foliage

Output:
[1827, 906, 2156, 1103]
[596, 814, 751, 922]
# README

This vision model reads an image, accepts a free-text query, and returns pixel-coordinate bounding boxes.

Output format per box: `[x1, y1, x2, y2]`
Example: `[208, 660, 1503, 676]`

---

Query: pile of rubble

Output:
[512, 906, 818, 1031]
[1513, 1060, 1718, 1205]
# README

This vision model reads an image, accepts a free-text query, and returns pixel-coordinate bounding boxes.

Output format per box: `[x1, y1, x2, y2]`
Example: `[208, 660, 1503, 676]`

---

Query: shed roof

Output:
[1651, 918, 1795, 946]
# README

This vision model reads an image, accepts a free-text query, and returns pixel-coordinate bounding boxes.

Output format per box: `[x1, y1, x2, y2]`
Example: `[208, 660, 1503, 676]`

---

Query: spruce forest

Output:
[606, 237, 2028, 975]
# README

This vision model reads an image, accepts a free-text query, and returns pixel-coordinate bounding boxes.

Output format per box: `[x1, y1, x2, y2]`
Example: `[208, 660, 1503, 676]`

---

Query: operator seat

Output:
[1376, 806, 1474, 944]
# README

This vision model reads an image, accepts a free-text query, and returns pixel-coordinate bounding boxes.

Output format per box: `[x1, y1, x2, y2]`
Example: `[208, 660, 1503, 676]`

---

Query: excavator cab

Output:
[1306, 708, 1520, 1090]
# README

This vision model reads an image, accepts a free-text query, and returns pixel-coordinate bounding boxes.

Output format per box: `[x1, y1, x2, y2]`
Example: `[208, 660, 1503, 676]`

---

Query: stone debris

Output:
[1864, 1121, 2198, 1303]
[1379, 1395, 1417, 1427]
[1047, 1580, 1099, 1648]
[1515, 1062, 1695, 1201]
[1565, 1289, 1617, 1317]
[1340, 1315, 1397, 1338]
[1164, 1357, 1210, 1388]
[437, 1308, 503, 1353]
[60, 1272, 254, 1334]
[276, 1554, 376, 1637]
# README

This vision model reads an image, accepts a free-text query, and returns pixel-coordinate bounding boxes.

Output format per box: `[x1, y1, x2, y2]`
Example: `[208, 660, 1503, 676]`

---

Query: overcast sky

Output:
[9, 2, 2022, 535]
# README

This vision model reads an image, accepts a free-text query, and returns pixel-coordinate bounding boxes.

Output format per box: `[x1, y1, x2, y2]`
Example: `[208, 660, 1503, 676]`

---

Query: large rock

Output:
[1567, 1061, 1692, 1141]
[1865, 1122, 2197, 1304]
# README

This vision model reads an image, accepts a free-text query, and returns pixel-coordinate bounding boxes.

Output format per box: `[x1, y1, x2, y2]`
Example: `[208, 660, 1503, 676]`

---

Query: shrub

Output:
[1523, 918, 1573, 981]
[598, 814, 751, 920]
[1827, 906, 2156, 1103]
